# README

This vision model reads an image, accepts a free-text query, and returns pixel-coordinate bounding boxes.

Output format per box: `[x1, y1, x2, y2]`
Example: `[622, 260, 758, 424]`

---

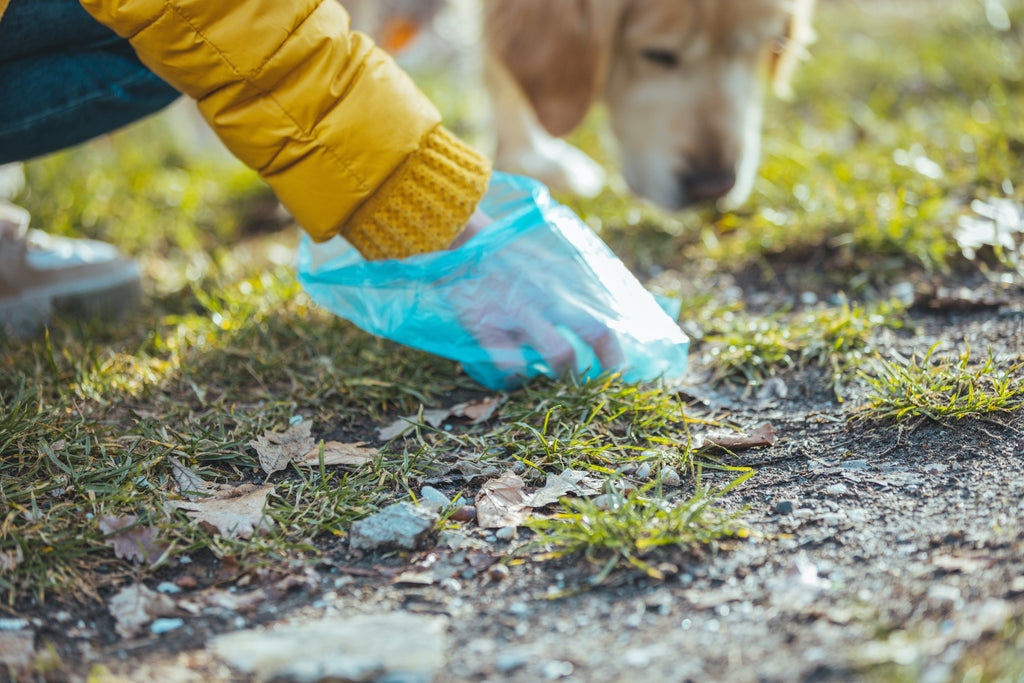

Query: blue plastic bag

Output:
[296, 172, 689, 390]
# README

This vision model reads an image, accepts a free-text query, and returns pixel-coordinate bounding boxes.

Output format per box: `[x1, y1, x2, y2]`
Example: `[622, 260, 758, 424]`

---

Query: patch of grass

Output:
[858, 343, 1024, 424]
[702, 300, 906, 397]
[526, 471, 752, 584]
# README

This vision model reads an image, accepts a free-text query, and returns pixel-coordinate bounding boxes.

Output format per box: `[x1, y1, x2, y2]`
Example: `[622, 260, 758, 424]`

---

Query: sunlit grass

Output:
[858, 343, 1024, 423]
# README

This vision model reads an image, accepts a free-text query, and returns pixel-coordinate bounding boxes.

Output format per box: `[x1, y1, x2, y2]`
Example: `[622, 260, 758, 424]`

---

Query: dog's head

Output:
[485, 0, 816, 210]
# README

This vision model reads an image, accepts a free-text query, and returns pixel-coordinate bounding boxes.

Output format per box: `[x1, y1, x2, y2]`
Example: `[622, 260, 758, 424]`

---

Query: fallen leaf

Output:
[475, 471, 530, 529]
[108, 584, 178, 638]
[172, 484, 274, 539]
[695, 422, 776, 452]
[250, 421, 315, 475]
[294, 441, 378, 468]
[378, 397, 502, 440]
[98, 515, 169, 565]
[0, 546, 24, 574]
[0, 629, 34, 670]
[528, 470, 605, 508]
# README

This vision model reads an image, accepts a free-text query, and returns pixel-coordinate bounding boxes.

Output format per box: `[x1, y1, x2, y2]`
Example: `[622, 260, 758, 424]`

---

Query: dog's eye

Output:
[640, 48, 679, 69]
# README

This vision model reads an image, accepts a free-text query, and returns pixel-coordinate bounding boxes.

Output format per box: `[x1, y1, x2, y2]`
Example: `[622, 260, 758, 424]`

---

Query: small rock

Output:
[420, 486, 451, 510]
[495, 650, 530, 673]
[824, 483, 850, 496]
[495, 526, 517, 542]
[349, 503, 439, 552]
[150, 618, 184, 635]
[839, 459, 869, 470]
[541, 660, 574, 679]
[174, 575, 197, 590]
[451, 505, 477, 523]
[488, 564, 510, 582]
[774, 500, 795, 515]
[634, 463, 652, 479]
[924, 463, 949, 475]
[156, 582, 181, 595]
[660, 468, 682, 486]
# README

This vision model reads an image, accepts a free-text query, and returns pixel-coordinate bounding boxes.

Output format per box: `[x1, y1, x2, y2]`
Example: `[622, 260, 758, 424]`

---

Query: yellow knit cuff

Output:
[341, 126, 491, 260]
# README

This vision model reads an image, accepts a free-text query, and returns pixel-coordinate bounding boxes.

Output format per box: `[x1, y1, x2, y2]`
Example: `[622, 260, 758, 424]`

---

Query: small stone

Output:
[349, 502, 439, 552]
[774, 500, 795, 515]
[660, 468, 682, 486]
[150, 618, 184, 635]
[541, 660, 574, 679]
[420, 486, 451, 510]
[174, 574, 198, 590]
[451, 505, 477, 523]
[488, 564, 510, 582]
[496, 650, 530, 673]
[839, 459, 869, 470]
[924, 463, 948, 475]
[824, 483, 850, 496]
[634, 463, 652, 479]
[156, 582, 181, 594]
[495, 526, 517, 542]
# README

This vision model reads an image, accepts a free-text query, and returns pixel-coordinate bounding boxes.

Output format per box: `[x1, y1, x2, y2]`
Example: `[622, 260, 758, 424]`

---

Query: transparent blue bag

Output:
[296, 172, 689, 390]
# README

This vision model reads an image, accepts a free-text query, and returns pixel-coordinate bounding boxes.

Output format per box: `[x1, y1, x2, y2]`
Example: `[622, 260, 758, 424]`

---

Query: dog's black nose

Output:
[681, 169, 736, 202]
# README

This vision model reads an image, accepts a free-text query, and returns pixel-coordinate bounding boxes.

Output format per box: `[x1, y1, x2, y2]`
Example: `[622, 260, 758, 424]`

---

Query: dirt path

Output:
[49, 293, 1015, 683]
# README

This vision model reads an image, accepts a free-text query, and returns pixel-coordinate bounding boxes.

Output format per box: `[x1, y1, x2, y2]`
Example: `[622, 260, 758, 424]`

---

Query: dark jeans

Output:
[0, 0, 180, 163]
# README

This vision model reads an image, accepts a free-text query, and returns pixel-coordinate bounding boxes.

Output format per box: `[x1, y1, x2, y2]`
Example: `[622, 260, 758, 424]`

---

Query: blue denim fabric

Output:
[0, 0, 180, 163]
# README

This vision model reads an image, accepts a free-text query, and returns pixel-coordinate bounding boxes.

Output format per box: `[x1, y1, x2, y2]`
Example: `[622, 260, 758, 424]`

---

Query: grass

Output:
[1, 0, 1023, 610]
[858, 343, 1024, 424]
[526, 471, 753, 584]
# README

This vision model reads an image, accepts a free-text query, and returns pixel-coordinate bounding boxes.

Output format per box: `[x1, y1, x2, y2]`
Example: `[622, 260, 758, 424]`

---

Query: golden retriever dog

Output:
[484, 0, 817, 209]
[344, 0, 815, 210]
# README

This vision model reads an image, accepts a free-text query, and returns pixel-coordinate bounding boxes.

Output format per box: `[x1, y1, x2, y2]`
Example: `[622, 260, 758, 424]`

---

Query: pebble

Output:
[488, 564, 510, 582]
[349, 502, 439, 552]
[420, 486, 451, 510]
[495, 526, 517, 541]
[660, 467, 682, 486]
[541, 660, 574, 679]
[774, 500, 795, 515]
[824, 483, 850, 496]
[924, 463, 949, 475]
[634, 463, 652, 479]
[451, 505, 477, 523]
[495, 650, 530, 673]
[150, 618, 184, 635]
[174, 574, 198, 590]
[156, 582, 181, 594]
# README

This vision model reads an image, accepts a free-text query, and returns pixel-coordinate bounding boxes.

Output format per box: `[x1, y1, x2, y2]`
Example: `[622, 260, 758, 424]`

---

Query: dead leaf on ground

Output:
[475, 471, 530, 529]
[108, 584, 178, 638]
[378, 397, 502, 440]
[294, 441, 378, 468]
[171, 484, 275, 540]
[528, 469, 605, 508]
[695, 422, 776, 452]
[0, 546, 24, 575]
[250, 421, 316, 475]
[170, 457, 239, 501]
[98, 515, 170, 565]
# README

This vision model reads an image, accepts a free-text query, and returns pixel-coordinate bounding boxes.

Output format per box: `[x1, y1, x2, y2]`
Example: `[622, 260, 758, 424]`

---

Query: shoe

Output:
[0, 202, 141, 338]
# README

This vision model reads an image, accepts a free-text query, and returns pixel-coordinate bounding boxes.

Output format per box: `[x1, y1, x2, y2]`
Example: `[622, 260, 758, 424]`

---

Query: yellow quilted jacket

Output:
[0, 0, 490, 260]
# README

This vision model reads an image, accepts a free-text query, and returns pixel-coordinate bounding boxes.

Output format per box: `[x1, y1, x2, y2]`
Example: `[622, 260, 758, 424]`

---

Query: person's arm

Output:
[78, 0, 490, 260]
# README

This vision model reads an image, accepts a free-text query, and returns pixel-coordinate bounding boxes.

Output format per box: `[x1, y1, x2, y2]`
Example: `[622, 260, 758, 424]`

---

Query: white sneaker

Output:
[0, 202, 141, 338]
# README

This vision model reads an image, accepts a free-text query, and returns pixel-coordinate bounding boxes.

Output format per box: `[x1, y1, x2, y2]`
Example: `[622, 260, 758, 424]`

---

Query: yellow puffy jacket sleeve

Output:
[77, 0, 491, 260]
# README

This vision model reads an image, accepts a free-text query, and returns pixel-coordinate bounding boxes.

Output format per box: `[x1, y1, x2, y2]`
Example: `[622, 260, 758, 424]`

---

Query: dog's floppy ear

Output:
[770, 0, 816, 99]
[484, 0, 623, 137]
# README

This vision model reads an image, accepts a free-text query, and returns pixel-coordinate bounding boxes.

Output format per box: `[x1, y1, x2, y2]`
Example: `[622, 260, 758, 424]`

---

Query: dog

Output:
[483, 0, 816, 209]
[345, 0, 815, 210]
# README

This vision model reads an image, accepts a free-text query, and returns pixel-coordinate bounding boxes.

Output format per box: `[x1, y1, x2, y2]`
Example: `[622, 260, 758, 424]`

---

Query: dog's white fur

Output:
[345, 0, 815, 210]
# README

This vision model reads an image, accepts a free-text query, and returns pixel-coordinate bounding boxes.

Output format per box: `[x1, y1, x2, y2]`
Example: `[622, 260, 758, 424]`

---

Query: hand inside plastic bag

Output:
[296, 172, 688, 390]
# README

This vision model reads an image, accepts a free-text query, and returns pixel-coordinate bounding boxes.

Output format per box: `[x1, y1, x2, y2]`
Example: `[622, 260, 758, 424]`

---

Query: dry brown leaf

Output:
[249, 421, 315, 475]
[0, 546, 24, 575]
[108, 584, 178, 639]
[378, 397, 502, 441]
[172, 484, 274, 539]
[294, 441, 378, 468]
[0, 629, 34, 670]
[528, 469, 605, 508]
[475, 471, 530, 529]
[98, 515, 169, 565]
[696, 422, 776, 452]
